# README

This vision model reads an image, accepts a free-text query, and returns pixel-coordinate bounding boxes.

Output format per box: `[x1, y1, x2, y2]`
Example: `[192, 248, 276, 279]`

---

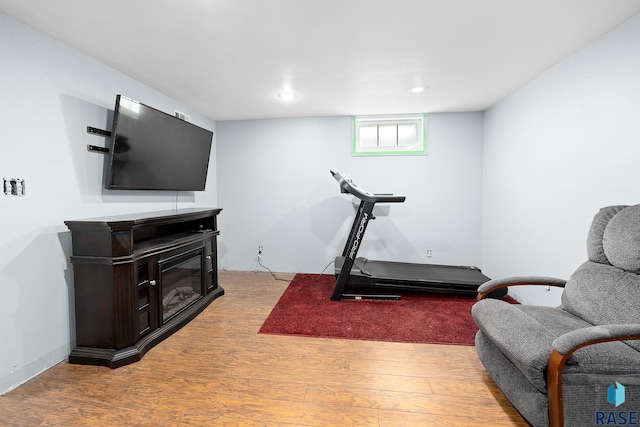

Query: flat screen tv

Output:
[105, 95, 213, 191]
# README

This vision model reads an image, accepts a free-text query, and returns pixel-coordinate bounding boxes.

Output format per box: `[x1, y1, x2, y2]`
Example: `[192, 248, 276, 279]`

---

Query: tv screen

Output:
[105, 95, 213, 191]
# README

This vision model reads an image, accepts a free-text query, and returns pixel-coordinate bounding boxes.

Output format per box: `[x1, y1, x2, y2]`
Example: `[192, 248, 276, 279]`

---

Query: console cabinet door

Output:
[136, 259, 159, 338]
[205, 236, 218, 292]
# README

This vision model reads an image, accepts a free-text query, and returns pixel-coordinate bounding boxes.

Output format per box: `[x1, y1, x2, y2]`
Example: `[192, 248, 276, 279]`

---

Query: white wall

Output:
[216, 113, 484, 275]
[0, 13, 217, 394]
[483, 14, 640, 306]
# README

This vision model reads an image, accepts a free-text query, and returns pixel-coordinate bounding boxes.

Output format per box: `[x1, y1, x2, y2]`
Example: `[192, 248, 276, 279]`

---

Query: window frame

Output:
[352, 114, 427, 157]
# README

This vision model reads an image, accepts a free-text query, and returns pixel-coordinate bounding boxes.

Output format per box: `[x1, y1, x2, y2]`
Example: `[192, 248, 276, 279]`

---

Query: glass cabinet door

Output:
[136, 262, 159, 337]
[205, 237, 218, 292]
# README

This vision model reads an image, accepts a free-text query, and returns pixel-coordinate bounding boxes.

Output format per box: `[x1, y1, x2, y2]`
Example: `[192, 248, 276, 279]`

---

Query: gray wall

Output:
[216, 113, 485, 275]
[0, 13, 217, 394]
[483, 14, 640, 305]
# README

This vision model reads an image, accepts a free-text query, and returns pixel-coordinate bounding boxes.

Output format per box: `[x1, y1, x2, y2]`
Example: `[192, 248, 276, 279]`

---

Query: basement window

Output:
[352, 115, 427, 156]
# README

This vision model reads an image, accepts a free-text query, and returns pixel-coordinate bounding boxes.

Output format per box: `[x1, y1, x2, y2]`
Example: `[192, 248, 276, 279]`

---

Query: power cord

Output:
[254, 247, 335, 283]
[314, 260, 335, 282]
[256, 247, 289, 281]
[279, 260, 335, 284]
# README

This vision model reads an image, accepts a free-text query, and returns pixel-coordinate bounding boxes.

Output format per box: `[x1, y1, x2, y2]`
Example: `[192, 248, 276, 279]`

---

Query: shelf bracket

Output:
[86, 126, 112, 137]
[86, 126, 111, 154]
[87, 145, 110, 154]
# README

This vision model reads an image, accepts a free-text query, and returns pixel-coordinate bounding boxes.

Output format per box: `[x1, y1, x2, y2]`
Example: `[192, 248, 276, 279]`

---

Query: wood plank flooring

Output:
[0, 271, 529, 426]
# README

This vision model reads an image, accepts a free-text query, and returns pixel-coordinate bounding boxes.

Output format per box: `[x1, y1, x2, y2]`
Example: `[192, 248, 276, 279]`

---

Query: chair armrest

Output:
[547, 324, 640, 427]
[476, 276, 567, 300]
[552, 324, 640, 355]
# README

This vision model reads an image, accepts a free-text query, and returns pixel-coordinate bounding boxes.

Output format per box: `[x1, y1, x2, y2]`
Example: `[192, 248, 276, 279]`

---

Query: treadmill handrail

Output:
[330, 168, 406, 204]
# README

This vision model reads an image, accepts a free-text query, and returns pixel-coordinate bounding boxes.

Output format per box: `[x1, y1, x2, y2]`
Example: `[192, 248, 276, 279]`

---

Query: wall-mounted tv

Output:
[105, 95, 213, 191]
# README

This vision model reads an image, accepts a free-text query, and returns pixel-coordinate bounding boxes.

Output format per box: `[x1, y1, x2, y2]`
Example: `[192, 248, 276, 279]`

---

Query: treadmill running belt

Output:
[336, 257, 488, 285]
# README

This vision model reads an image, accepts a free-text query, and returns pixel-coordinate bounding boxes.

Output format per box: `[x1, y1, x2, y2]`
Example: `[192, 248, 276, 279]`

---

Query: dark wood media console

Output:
[65, 208, 224, 368]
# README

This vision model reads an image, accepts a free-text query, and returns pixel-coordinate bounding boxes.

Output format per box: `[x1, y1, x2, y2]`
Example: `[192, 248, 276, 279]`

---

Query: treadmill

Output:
[330, 168, 494, 301]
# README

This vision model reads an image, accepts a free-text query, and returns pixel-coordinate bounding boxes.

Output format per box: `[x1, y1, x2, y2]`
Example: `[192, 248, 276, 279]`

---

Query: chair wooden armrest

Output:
[547, 325, 640, 427]
[477, 276, 567, 301]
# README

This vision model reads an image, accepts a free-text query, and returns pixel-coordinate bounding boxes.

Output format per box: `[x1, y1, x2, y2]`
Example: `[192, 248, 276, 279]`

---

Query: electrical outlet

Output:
[258, 246, 263, 254]
[426, 249, 433, 258]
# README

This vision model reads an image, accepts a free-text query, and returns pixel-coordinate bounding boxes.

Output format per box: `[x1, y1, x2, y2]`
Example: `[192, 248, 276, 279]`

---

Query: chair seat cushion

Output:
[473, 299, 640, 392]
[472, 300, 578, 392]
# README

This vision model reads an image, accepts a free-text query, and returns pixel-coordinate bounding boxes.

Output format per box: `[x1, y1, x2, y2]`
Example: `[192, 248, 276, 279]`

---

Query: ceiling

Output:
[1, 0, 640, 121]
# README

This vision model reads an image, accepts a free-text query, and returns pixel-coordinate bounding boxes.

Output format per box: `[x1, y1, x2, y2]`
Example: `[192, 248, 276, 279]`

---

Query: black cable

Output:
[255, 252, 334, 283]
[257, 253, 289, 281]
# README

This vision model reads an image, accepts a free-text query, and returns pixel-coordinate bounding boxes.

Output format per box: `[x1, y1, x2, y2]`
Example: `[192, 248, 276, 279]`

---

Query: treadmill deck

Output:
[335, 256, 489, 295]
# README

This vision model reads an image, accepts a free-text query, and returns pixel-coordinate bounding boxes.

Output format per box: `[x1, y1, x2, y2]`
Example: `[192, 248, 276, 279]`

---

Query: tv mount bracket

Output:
[86, 126, 111, 154]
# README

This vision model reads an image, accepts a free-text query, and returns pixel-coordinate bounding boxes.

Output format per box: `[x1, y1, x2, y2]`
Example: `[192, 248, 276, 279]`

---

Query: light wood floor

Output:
[0, 271, 529, 426]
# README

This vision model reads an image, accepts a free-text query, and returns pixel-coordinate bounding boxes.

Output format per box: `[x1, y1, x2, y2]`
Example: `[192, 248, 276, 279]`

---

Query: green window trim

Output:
[352, 114, 427, 157]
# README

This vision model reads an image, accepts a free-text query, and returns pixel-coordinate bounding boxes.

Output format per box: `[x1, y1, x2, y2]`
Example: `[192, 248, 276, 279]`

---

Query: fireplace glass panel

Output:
[161, 252, 203, 322]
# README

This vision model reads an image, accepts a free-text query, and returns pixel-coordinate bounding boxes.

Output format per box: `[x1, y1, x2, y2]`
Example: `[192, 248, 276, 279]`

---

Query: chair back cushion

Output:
[603, 205, 640, 272]
[587, 205, 628, 265]
[563, 204, 640, 351]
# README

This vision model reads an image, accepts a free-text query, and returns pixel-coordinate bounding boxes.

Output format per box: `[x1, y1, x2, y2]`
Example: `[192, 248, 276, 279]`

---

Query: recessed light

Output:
[410, 86, 425, 93]
[277, 91, 298, 101]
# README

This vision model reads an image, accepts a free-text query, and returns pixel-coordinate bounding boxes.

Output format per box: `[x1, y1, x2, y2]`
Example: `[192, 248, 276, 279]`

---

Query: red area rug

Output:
[259, 273, 485, 345]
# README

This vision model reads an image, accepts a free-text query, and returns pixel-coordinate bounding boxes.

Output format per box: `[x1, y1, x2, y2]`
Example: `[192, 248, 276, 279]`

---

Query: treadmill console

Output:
[330, 168, 406, 204]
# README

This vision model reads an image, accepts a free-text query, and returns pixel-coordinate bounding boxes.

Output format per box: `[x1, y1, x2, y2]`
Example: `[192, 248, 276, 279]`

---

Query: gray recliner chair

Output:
[472, 205, 640, 427]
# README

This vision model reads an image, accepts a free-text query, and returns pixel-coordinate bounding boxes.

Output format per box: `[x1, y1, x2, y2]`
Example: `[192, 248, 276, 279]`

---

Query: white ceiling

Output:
[1, 0, 640, 121]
